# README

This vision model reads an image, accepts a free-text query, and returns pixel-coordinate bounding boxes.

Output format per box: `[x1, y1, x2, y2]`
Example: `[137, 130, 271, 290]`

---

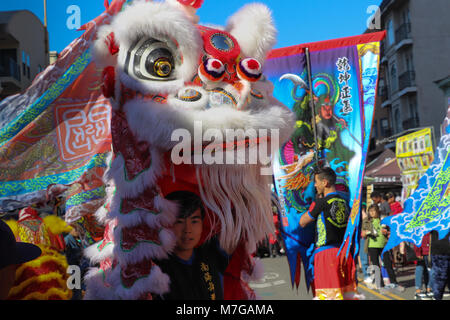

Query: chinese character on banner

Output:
[336, 57, 353, 114]
[56, 99, 112, 161]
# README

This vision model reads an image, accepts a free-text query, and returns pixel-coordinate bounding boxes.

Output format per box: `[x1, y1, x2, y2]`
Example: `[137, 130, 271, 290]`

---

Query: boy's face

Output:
[172, 208, 203, 254]
[314, 175, 327, 195]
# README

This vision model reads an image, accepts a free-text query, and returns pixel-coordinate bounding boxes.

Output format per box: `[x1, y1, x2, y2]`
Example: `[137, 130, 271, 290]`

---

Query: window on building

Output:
[409, 96, 419, 125]
[386, 19, 395, 46]
[405, 51, 414, 72]
[402, 8, 411, 31]
[402, 9, 410, 23]
[380, 118, 390, 137]
[21, 51, 31, 79]
[0, 49, 19, 79]
[26, 54, 30, 79]
[378, 78, 386, 95]
[393, 106, 401, 133]
[22, 51, 26, 76]
[389, 61, 398, 93]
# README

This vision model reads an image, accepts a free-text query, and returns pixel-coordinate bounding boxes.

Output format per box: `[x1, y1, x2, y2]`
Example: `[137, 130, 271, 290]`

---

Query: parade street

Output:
[250, 255, 450, 301]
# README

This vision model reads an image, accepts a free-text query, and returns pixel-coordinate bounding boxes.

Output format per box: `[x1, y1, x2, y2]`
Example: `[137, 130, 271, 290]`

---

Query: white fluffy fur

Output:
[249, 78, 276, 102]
[226, 3, 277, 63]
[124, 99, 180, 151]
[108, 194, 178, 229]
[83, 267, 118, 300]
[123, 96, 295, 151]
[112, 1, 202, 92]
[166, 0, 200, 23]
[93, 205, 110, 226]
[93, 181, 116, 225]
[91, 24, 118, 69]
[196, 163, 275, 253]
[111, 264, 171, 299]
[84, 241, 115, 264]
[118, 73, 185, 96]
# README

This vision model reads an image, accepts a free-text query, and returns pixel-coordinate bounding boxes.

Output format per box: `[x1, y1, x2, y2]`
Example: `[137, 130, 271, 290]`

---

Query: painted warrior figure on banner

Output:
[279, 71, 355, 187]
[82, 0, 295, 299]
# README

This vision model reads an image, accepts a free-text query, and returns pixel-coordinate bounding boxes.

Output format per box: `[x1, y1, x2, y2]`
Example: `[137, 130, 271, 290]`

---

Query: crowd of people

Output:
[357, 190, 450, 300]
[359, 191, 405, 293]
[1, 168, 449, 301]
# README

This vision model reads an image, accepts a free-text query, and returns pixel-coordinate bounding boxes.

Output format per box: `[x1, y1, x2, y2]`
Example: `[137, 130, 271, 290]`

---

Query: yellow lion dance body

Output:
[5, 207, 73, 300]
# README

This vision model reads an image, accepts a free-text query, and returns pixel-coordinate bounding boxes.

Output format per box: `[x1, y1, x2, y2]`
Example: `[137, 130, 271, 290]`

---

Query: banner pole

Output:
[43, 0, 47, 27]
[305, 47, 320, 166]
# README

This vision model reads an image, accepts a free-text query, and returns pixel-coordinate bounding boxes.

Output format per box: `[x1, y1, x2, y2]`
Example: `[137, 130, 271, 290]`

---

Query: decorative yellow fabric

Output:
[4, 219, 19, 237]
[8, 246, 72, 300]
[8, 272, 67, 297]
[42, 215, 73, 235]
[20, 287, 72, 300]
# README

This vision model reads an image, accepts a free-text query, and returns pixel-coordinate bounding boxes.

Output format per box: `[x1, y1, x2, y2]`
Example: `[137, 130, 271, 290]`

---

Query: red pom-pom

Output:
[102, 66, 115, 98]
[211, 60, 222, 69]
[246, 59, 259, 70]
[237, 58, 262, 82]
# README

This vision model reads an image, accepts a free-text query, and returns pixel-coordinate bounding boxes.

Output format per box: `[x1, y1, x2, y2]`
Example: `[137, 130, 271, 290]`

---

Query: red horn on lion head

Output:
[177, 0, 204, 9]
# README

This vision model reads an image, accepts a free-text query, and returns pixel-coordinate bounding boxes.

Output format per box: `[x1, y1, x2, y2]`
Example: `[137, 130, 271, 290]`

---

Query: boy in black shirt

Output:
[300, 167, 361, 300]
[154, 191, 230, 300]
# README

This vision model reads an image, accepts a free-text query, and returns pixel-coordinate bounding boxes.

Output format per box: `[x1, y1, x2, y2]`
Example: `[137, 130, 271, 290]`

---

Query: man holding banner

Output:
[300, 167, 362, 300]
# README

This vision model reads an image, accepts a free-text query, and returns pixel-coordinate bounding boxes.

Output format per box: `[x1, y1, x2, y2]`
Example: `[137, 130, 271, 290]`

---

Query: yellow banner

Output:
[396, 128, 434, 198]
[396, 128, 433, 158]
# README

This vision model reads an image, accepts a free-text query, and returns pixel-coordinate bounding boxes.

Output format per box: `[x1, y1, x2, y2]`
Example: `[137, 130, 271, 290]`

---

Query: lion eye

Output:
[125, 38, 175, 81]
[153, 57, 173, 77]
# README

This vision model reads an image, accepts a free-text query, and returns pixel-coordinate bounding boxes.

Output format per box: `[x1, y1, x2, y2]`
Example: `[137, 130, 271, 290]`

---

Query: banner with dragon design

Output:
[382, 104, 450, 252]
[265, 31, 385, 289]
[0, 1, 128, 230]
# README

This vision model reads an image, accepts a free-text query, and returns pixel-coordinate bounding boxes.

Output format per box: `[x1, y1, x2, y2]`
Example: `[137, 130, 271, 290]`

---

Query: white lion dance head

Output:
[84, 0, 294, 299]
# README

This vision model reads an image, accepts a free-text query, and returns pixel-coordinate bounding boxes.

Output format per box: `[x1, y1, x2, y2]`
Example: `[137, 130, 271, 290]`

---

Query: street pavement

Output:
[249, 254, 450, 300]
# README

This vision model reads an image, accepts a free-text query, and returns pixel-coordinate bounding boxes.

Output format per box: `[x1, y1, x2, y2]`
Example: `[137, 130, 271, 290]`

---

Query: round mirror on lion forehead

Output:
[210, 34, 234, 52]
[198, 26, 240, 63]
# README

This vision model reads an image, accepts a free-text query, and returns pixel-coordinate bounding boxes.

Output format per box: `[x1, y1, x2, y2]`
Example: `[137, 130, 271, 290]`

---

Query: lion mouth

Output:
[207, 87, 238, 108]
[174, 83, 250, 110]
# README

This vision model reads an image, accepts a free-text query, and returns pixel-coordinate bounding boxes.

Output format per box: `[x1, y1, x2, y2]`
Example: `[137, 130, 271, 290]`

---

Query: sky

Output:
[0, 0, 382, 53]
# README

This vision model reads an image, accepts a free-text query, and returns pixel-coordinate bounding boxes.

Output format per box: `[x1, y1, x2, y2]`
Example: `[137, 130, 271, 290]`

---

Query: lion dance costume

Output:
[5, 207, 73, 300]
[83, 0, 294, 299]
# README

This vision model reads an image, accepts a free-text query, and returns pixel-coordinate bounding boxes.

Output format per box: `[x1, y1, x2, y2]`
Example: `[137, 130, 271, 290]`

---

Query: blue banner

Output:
[383, 105, 450, 252]
[266, 32, 385, 289]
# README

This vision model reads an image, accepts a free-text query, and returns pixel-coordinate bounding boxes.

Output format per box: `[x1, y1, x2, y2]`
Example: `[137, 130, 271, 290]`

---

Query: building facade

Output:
[0, 10, 48, 100]
[368, 0, 450, 161]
